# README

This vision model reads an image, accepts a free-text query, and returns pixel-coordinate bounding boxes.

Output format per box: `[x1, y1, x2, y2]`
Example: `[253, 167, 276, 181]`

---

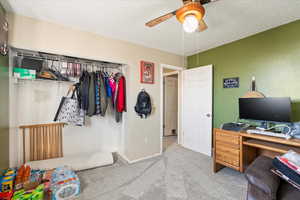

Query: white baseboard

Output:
[117, 152, 162, 164]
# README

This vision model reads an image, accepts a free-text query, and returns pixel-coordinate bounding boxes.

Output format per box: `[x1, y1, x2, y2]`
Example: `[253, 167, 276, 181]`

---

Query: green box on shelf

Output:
[13, 68, 36, 80]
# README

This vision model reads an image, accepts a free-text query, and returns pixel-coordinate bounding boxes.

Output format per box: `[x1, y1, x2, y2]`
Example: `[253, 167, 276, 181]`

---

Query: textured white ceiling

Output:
[2, 0, 300, 56]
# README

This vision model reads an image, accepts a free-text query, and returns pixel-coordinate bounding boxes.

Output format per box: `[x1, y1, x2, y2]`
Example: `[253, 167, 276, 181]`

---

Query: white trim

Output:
[180, 69, 184, 146]
[119, 65, 128, 156]
[117, 152, 131, 164]
[163, 71, 179, 77]
[117, 152, 162, 164]
[161, 64, 184, 71]
[160, 66, 164, 154]
[160, 64, 183, 154]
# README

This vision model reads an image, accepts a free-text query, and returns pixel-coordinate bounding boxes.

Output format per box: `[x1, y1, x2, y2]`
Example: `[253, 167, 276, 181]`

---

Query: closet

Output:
[9, 48, 127, 167]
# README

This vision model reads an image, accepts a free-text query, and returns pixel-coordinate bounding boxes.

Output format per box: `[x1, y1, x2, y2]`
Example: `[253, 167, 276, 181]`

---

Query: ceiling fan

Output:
[145, 0, 218, 33]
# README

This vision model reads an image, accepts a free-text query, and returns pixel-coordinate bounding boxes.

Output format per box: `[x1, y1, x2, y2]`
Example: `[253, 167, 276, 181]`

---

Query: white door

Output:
[164, 76, 178, 136]
[182, 65, 213, 156]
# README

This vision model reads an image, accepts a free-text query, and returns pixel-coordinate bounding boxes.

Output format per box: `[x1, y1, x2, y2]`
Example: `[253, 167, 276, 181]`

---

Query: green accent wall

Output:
[188, 20, 300, 128]
[0, 3, 9, 172]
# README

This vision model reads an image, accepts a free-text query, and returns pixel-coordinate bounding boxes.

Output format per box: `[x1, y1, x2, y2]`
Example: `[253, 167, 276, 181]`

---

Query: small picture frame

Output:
[140, 61, 154, 84]
[223, 77, 239, 88]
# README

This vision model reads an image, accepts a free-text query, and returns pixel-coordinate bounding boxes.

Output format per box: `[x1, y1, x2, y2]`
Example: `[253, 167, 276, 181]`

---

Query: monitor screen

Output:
[239, 97, 292, 122]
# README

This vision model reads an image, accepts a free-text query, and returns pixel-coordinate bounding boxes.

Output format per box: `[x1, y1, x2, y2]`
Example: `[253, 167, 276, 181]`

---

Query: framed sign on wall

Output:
[140, 61, 154, 84]
[223, 77, 239, 88]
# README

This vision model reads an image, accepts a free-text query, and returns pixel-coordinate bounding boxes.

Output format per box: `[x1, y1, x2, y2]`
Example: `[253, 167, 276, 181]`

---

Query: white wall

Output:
[8, 13, 184, 166]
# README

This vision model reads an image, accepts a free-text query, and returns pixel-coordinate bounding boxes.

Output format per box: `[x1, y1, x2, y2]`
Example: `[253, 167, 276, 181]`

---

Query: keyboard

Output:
[246, 129, 289, 139]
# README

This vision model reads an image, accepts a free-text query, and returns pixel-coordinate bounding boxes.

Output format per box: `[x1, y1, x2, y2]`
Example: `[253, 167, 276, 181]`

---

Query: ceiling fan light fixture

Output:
[176, 2, 205, 23]
[145, 1, 208, 32]
[183, 14, 199, 33]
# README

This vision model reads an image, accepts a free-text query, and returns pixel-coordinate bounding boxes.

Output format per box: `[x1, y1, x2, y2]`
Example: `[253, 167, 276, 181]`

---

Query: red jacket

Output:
[116, 76, 126, 112]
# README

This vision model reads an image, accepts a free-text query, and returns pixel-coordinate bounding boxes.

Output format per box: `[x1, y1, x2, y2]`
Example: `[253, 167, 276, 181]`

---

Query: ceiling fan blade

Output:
[145, 11, 176, 27]
[182, 0, 192, 4]
[198, 19, 208, 32]
[198, 0, 219, 5]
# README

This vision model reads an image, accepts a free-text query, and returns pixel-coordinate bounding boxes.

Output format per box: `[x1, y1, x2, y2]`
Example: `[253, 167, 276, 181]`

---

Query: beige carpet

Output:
[163, 136, 177, 151]
[76, 144, 247, 200]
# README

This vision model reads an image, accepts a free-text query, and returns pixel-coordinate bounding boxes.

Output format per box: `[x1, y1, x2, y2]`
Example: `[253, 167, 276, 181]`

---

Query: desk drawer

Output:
[215, 131, 240, 145]
[216, 145, 240, 167]
[216, 141, 239, 150]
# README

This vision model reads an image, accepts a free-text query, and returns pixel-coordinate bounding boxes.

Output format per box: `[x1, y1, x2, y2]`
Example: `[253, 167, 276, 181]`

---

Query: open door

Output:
[182, 65, 213, 156]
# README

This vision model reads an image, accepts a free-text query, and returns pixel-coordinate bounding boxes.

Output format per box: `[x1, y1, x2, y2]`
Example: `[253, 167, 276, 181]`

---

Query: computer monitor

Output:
[239, 97, 292, 122]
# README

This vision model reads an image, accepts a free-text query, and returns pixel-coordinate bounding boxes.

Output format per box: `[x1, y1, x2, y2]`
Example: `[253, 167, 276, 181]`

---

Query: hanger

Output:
[57, 59, 62, 73]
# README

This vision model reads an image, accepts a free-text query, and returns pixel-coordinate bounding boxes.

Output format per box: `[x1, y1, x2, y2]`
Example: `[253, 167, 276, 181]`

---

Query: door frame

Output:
[160, 64, 184, 154]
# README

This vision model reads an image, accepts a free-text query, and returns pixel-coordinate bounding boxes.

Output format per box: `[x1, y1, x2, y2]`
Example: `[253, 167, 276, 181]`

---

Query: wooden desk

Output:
[213, 128, 300, 173]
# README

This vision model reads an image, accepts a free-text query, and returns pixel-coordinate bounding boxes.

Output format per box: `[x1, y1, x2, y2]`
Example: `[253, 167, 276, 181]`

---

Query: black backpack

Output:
[135, 90, 152, 118]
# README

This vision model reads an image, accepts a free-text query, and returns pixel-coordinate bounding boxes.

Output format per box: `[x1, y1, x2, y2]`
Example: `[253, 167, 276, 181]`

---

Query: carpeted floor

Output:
[163, 135, 177, 151]
[77, 144, 247, 200]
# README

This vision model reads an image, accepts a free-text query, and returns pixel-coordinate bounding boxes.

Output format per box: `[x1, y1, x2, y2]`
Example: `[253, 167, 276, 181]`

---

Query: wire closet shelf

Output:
[12, 47, 124, 83]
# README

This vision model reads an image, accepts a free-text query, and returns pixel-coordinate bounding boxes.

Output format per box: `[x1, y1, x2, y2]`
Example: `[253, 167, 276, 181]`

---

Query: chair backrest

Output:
[19, 122, 65, 163]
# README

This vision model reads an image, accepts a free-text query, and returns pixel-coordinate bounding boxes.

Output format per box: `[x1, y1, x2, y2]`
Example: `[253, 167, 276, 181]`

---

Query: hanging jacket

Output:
[87, 72, 96, 116]
[80, 71, 90, 111]
[95, 72, 101, 115]
[105, 76, 112, 98]
[99, 72, 108, 116]
[114, 74, 120, 110]
[109, 77, 116, 106]
[114, 73, 126, 122]
[116, 76, 126, 113]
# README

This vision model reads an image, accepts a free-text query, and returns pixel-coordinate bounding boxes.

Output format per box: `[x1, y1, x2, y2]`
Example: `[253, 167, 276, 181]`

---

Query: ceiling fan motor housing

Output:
[176, 2, 205, 23]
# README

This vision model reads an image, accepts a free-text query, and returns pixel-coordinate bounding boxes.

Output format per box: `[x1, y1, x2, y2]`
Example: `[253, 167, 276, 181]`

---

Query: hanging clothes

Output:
[109, 76, 116, 107]
[94, 72, 101, 115]
[116, 76, 126, 113]
[114, 73, 126, 122]
[105, 75, 112, 98]
[80, 71, 90, 111]
[99, 72, 108, 116]
[87, 72, 96, 116]
[68, 66, 125, 123]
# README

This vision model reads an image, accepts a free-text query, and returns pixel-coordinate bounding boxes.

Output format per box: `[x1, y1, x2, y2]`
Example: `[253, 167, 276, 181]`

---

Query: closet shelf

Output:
[13, 77, 75, 84]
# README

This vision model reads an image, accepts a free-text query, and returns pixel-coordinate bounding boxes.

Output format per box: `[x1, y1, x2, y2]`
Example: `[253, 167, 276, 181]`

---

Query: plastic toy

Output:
[12, 184, 44, 200]
[1, 169, 16, 193]
[23, 166, 31, 183]
[51, 167, 80, 200]
[0, 191, 13, 200]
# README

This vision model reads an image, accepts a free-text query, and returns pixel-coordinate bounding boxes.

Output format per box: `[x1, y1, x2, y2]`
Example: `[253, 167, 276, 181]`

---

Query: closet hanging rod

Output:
[16, 54, 122, 68]
[15, 50, 123, 68]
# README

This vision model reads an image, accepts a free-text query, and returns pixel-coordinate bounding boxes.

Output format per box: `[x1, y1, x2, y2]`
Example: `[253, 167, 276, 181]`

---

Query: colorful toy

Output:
[23, 166, 31, 183]
[50, 167, 80, 200]
[0, 169, 16, 200]
[1, 176, 14, 193]
[1, 166, 80, 200]
[0, 191, 13, 200]
[15, 165, 25, 184]
[1, 169, 16, 193]
[12, 184, 44, 200]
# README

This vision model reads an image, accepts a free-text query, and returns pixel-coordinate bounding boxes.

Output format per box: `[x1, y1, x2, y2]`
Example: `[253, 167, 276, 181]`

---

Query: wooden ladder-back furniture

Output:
[19, 122, 66, 163]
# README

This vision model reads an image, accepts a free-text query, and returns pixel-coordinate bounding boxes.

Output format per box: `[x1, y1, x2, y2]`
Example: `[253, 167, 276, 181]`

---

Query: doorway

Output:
[160, 64, 182, 153]
[160, 64, 213, 156]
[163, 71, 178, 151]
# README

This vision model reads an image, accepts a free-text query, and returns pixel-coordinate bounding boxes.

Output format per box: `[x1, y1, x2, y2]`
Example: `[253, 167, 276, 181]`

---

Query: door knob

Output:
[206, 114, 211, 117]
